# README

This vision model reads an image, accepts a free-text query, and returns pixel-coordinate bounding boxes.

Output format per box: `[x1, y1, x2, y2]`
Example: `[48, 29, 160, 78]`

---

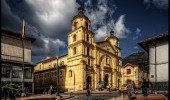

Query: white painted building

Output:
[138, 33, 168, 91]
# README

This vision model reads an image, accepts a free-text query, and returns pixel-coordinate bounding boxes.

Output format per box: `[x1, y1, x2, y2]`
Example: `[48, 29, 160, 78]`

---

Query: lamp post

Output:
[55, 56, 60, 96]
[21, 38, 26, 97]
[21, 19, 26, 97]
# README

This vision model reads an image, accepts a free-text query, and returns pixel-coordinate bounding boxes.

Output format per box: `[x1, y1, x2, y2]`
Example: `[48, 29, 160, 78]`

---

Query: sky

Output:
[1, 0, 168, 64]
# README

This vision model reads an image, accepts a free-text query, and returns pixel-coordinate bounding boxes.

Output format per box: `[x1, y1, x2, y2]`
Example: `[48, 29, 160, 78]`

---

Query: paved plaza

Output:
[1, 90, 168, 100]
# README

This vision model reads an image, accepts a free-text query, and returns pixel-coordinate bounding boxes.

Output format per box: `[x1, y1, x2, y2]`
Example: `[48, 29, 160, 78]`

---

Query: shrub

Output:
[2, 83, 22, 96]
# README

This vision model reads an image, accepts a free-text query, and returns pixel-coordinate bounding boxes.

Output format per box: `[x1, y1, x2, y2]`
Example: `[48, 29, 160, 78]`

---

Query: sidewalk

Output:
[115, 94, 168, 100]
[1, 94, 74, 100]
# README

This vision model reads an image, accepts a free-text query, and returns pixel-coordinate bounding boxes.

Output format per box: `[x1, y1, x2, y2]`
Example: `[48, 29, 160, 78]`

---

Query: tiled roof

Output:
[35, 54, 68, 64]
[138, 33, 168, 51]
[1, 28, 36, 42]
[139, 33, 168, 44]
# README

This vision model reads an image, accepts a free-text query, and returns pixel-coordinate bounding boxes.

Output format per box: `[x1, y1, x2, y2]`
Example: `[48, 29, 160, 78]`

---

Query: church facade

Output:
[34, 7, 123, 93]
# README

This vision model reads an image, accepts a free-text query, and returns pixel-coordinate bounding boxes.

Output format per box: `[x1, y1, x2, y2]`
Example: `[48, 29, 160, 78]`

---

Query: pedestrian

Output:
[106, 84, 109, 91]
[132, 81, 136, 94]
[126, 80, 134, 100]
[142, 79, 149, 97]
[147, 80, 153, 94]
[9, 89, 15, 100]
[43, 89, 47, 94]
[86, 88, 91, 100]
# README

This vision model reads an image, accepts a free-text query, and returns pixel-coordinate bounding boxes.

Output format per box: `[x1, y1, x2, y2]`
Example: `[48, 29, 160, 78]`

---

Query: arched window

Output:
[127, 69, 131, 74]
[88, 59, 90, 66]
[86, 34, 89, 42]
[60, 71, 62, 75]
[60, 61, 64, 66]
[74, 22, 77, 29]
[87, 47, 90, 56]
[69, 70, 72, 77]
[73, 34, 76, 42]
[73, 47, 76, 55]
[106, 57, 108, 63]
[85, 22, 88, 29]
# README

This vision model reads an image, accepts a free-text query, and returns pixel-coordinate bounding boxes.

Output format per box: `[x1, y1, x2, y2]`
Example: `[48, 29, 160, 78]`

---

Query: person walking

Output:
[86, 89, 91, 100]
[147, 80, 153, 94]
[132, 81, 136, 94]
[9, 89, 15, 100]
[127, 80, 134, 100]
[142, 79, 149, 97]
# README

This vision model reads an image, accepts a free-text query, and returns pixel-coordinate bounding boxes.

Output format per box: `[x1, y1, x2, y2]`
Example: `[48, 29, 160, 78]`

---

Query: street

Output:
[67, 93, 121, 100]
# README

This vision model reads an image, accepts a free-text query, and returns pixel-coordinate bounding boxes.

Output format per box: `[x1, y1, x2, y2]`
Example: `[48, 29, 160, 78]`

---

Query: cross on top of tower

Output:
[78, 6, 85, 15]
[110, 30, 114, 37]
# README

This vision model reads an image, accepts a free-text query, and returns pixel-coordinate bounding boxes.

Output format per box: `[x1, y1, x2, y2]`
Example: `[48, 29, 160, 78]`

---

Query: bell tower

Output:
[66, 6, 95, 91]
[72, 7, 91, 31]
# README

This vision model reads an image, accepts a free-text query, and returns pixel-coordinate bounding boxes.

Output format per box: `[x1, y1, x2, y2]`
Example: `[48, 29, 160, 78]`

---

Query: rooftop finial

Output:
[78, 6, 85, 15]
[110, 29, 114, 36]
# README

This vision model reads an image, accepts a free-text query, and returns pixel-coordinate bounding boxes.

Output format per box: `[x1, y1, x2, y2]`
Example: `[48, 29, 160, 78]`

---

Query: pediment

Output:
[97, 41, 116, 54]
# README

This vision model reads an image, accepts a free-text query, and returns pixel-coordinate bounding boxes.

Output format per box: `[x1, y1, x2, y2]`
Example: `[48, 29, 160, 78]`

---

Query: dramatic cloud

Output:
[144, 0, 168, 9]
[25, 0, 78, 38]
[113, 15, 131, 38]
[1, 0, 22, 31]
[1, 0, 79, 63]
[133, 28, 142, 40]
[84, 0, 130, 41]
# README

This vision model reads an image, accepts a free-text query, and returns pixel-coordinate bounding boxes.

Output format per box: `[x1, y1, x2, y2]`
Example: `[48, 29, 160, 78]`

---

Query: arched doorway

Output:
[104, 74, 109, 88]
[86, 76, 91, 89]
[118, 79, 120, 88]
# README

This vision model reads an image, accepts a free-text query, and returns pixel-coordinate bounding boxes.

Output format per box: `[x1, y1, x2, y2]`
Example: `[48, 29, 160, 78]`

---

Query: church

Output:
[34, 7, 123, 93]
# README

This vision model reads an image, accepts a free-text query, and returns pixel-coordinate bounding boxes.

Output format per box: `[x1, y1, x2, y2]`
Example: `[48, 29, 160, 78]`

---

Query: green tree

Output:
[2, 83, 22, 96]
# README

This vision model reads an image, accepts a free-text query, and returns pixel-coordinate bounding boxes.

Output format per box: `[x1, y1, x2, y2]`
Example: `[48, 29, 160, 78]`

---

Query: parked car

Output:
[119, 84, 127, 92]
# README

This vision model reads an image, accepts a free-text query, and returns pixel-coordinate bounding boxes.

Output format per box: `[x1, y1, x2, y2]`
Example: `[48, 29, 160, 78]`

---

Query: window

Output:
[69, 70, 72, 77]
[54, 72, 57, 76]
[60, 71, 62, 75]
[49, 65, 51, 68]
[73, 34, 76, 42]
[1, 64, 10, 78]
[87, 47, 90, 56]
[39, 65, 41, 69]
[127, 69, 131, 74]
[12, 66, 22, 78]
[45, 73, 46, 78]
[24, 67, 32, 79]
[54, 63, 56, 67]
[86, 34, 89, 42]
[60, 61, 64, 66]
[151, 75, 154, 78]
[73, 47, 76, 55]
[47, 73, 49, 77]
[106, 57, 108, 64]
[85, 22, 88, 29]
[88, 59, 90, 66]
[74, 22, 77, 29]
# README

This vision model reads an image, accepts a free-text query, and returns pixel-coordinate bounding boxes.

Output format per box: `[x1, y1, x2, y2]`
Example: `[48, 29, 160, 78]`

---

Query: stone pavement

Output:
[1, 94, 74, 100]
[114, 94, 168, 100]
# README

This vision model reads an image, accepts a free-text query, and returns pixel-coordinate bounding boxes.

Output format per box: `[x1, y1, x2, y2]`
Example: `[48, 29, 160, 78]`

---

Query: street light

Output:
[55, 56, 60, 96]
